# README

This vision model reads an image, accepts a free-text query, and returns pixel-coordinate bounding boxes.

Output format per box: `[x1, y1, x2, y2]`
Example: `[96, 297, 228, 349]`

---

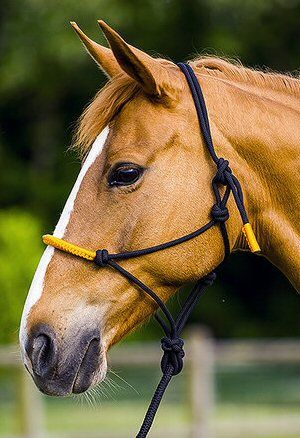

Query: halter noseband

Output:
[42, 63, 260, 437]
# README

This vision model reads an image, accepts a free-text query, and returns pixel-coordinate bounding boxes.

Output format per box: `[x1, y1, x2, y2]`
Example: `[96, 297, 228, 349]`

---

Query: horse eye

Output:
[108, 163, 144, 187]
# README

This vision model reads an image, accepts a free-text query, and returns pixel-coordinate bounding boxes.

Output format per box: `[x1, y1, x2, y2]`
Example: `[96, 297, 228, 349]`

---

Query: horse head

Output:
[20, 21, 253, 396]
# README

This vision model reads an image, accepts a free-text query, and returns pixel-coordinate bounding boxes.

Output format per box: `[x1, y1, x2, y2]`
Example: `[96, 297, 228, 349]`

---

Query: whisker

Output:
[103, 377, 121, 393]
[84, 391, 92, 408]
[88, 387, 99, 401]
[92, 382, 110, 400]
[98, 384, 111, 400]
[83, 391, 90, 407]
[102, 378, 118, 396]
[109, 369, 140, 395]
[85, 390, 96, 408]
[73, 393, 86, 408]
[105, 376, 123, 393]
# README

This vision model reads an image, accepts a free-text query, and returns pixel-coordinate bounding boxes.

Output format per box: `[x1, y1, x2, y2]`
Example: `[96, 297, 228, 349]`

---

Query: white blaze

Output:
[19, 127, 109, 347]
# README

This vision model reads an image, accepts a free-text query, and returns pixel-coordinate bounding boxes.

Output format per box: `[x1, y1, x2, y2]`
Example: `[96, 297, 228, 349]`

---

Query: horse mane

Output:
[192, 56, 300, 96]
[74, 56, 299, 156]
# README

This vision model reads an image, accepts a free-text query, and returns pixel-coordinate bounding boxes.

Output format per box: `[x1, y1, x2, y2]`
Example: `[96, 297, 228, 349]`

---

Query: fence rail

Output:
[1, 328, 300, 438]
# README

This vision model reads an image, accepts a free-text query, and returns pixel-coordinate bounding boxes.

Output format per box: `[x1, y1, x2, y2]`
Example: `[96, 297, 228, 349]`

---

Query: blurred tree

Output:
[0, 210, 43, 343]
[0, 0, 299, 342]
[206, 0, 300, 71]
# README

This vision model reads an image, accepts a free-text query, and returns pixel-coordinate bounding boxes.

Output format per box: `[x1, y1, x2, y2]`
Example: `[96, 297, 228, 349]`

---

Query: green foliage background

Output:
[0, 0, 299, 344]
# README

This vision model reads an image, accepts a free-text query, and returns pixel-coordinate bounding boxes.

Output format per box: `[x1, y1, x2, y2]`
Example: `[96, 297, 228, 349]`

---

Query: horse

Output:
[20, 19, 299, 404]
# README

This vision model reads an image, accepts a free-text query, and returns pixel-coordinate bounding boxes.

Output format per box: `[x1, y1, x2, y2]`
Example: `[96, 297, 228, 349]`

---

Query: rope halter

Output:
[42, 62, 260, 438]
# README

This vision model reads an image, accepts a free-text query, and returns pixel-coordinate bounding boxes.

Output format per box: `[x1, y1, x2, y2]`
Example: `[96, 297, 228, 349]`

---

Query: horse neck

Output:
[203, 74, 300, 291]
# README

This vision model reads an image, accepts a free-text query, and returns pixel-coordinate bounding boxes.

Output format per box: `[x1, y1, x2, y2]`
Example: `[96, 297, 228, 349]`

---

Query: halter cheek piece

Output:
[43, 63, 260, 437]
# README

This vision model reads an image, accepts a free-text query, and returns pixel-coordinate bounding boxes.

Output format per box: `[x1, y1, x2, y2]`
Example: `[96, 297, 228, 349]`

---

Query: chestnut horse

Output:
[20, 20, 299, 398]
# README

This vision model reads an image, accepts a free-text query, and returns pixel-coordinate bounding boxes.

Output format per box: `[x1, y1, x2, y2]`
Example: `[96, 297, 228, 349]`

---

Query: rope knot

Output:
[211, 204, 229, 223]
[161, 337, 185, 376]
[214, 158, 231, 185]
[94, 249, 110, 267]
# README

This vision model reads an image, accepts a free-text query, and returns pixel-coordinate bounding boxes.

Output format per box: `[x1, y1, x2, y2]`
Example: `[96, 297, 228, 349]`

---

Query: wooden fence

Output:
[1, 328, 300, 438]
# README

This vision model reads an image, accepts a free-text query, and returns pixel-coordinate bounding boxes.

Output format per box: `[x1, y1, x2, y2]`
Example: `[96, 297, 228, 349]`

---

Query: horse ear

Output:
[70, 22, 122, 78]
[98, 20, 181, 100]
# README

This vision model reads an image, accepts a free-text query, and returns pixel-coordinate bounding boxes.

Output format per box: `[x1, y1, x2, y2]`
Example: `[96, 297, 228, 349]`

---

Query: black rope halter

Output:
[43, 62, 260, 437]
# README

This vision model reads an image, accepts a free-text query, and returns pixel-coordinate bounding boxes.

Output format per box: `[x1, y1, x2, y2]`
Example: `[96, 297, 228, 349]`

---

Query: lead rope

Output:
[42, 63, 260, 437]
[107, 259, 216, 437]
[135, 273, 216, 437]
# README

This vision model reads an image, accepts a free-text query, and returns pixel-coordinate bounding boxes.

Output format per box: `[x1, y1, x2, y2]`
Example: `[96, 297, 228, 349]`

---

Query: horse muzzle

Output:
[23, 323, 106, 396]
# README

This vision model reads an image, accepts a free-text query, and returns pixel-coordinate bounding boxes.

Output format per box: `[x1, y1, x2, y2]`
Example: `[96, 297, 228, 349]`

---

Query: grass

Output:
[1, 363, 300, 437]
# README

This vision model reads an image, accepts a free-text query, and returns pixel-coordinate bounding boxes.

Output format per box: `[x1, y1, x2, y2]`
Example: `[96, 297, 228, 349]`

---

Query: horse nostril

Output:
[29, 330, 57, 378]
